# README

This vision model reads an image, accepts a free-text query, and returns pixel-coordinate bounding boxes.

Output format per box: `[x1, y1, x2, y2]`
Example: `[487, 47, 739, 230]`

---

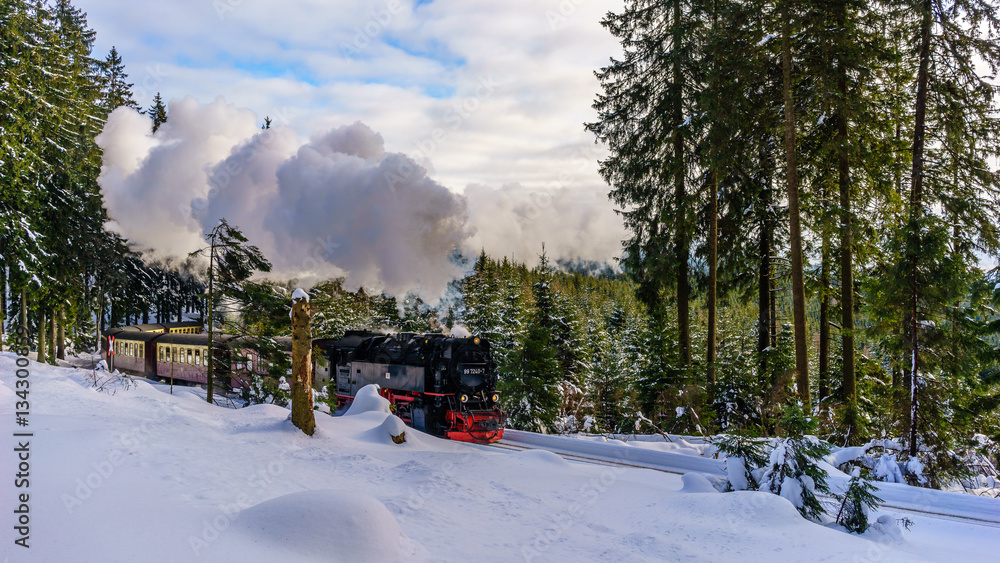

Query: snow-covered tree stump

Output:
[291, 289, 316, 436]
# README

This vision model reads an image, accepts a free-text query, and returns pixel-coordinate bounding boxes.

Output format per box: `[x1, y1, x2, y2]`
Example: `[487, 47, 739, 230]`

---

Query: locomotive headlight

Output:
[491, 393, 499, 403]
[460, 394, 469, 403]
[473, 337, 480, 345]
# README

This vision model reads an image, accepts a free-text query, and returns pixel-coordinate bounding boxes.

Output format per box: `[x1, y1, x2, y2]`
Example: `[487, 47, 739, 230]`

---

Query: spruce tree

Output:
[586, 0, 702, 377]
[147, 92, 167, 133]
[99, 46, 140, 114]
[761, 403, 831, 520]
[835, 469, 882, 533]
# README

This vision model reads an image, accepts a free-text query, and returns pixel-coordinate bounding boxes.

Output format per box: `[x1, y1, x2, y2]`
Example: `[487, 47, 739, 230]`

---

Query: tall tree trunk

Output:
[673, 0, 690, 368]
[1, 266, 6, 352]
[98, 292, 105, 338]
[837, 42, 857, 439]
[770, 268, 777, 347]
[57, 306, 66, 360]
[49, 312, 57, 364]
[758, 217, 772, 377]
[819, 231, 830, 406]
[37, 309, 46, 363]
[20, 288, 27, 334]
[291, 292, 316, 435]
[707, 168, 719, 387]
[907, 0, 933, 458]
[207, 240, 215, 404]
[782, 3, 810, 406]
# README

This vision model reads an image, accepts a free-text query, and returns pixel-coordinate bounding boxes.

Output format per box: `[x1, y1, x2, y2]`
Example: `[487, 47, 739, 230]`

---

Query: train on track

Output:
[102, 323, 505, 443]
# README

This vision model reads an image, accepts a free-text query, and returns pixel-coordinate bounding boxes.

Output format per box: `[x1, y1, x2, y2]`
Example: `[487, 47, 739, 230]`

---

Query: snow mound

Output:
[360, 415, 421, 446]
[864, 515, 906, 544]
[509, 448, 570, 467]
[233, 490, 407, 561]
[345, 384, 390, 416]
[679, 472, 719, 493]
[292, 287, 310, 302]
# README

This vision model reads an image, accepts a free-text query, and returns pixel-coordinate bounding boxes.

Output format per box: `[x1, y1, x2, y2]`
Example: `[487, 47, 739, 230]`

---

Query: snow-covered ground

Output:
[2, 353, 999, 562]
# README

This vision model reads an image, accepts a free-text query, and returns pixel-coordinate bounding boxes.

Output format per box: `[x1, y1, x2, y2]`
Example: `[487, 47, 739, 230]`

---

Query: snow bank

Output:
[679, 472, 719, 494]
[864, 514, 906, 544]
[509, 448, 571, 468]
[359, 414, 423, 447]
[231, 490, 408, 561]
[344, 384, 390, 416]
[726, 457, 749, 491]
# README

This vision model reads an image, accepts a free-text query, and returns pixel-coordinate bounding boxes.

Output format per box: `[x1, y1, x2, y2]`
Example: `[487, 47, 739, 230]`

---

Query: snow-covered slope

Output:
[1, 353, 997, 562]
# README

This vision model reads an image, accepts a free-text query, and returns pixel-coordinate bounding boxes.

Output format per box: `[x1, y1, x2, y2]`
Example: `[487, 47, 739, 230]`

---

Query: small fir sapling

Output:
[761, 402, 832, 520]
[711, 433, 769, 491]
[835, 467, 883, 533]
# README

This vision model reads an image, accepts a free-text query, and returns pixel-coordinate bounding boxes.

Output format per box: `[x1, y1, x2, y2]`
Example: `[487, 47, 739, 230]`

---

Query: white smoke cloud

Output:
[97, 97, 623, 300]
[97, 97, 261, 259]
[463, 183, 624, 267]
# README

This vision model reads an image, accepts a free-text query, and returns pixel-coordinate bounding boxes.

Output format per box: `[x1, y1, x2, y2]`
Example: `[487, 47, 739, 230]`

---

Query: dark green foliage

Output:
[762, 402, 832, 520]
[835, 472, 882, 533]
[500, 317, 562, 433]
[712, 432, 769, 490]
[147, 92, 167, 133]
[99, 45, 140, 113]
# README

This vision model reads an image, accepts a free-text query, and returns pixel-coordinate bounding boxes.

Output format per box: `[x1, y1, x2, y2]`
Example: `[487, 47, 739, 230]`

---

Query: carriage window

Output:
[158, 346, 164, 361]
[203, 349, 208, 366]
[193, 349, 199, 365]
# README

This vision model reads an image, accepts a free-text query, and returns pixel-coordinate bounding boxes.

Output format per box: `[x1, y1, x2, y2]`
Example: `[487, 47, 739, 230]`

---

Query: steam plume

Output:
[96, 97, 623, 299]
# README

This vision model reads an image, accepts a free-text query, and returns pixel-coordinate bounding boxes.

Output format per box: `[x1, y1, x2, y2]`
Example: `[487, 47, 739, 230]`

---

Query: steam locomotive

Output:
[324, 331, 505, 443]
[103, 324, 505, 443]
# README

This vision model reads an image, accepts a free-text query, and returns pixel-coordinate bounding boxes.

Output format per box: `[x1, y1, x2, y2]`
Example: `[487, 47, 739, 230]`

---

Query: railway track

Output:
[481, 439, 704, 476]
[479, 436, 1000, 528]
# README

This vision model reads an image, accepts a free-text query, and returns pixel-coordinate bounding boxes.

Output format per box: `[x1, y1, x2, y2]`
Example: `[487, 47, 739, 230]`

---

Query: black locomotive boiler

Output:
[324, 331, 505, 443]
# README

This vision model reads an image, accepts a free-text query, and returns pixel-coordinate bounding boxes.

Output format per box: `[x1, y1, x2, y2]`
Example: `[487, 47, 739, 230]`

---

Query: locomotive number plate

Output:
[463, 368, 485, 375]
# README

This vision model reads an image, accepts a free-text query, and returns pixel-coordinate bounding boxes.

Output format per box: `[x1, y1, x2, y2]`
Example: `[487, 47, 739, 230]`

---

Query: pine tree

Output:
[586, 0, 702, 375]
[190, 219, 272, 403]
[890, 0, 1000, 464]
[500, 316, 561, 433]
[147, 92, 167, 133]
[761, 402, 831, 520]
[99, 46, 140, 114]
[835, 469, 882, 533]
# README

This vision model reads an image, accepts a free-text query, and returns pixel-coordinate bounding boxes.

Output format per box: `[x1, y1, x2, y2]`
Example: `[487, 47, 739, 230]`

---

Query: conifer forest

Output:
[2, 0, 1000, 491]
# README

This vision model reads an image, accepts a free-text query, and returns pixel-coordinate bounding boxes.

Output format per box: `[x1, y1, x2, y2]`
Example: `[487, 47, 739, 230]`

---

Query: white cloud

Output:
[83, 0, 627, 277]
